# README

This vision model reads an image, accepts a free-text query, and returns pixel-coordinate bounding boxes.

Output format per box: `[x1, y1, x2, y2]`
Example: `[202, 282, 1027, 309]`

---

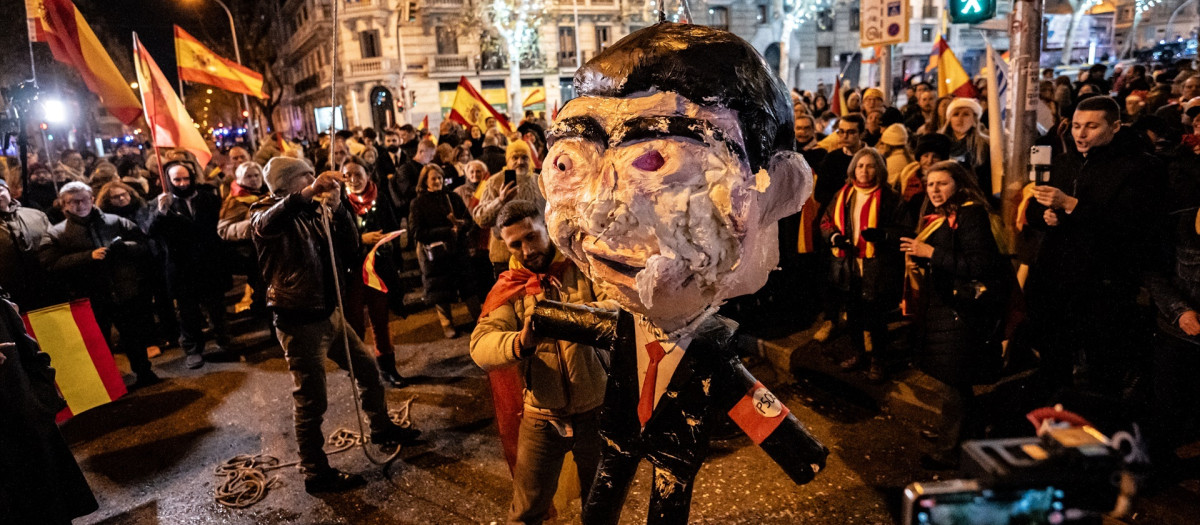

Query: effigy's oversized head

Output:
[541, 23, 813, 333]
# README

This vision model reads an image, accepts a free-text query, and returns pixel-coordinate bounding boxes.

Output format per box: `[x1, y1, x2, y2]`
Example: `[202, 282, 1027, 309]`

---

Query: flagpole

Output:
[984, 36, 1004, 198]
[132, 32, 169, 193]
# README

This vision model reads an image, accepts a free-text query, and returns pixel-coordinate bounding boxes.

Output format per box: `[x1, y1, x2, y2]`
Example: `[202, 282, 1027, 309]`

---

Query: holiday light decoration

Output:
[484, 0, 548, 119]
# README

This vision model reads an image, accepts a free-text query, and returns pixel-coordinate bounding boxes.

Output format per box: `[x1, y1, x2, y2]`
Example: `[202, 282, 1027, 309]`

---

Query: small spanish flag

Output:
[363, 229, 407, 292]
[21, 300, 127, 423]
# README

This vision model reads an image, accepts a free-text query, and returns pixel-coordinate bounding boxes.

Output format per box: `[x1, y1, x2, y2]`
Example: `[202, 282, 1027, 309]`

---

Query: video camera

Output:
[903, 425, 1128, 525]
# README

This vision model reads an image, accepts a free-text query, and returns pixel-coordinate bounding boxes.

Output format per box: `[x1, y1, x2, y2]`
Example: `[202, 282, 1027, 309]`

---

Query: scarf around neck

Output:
[348, 181, 378, 217]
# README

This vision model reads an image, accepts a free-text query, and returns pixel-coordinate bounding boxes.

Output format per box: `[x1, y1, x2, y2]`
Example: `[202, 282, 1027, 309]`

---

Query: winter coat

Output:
[470, 259, 609, 416]
[38, 209, 151, 305]
[0, 296, 98, 524]
[1146, 148, 1200, 345]
[479, 145, 507, 175]
[1024, 131, 1165, 299]
[410, 190, 474, 304]
[819, 183, 906, 304]
[472, 172, 545, 264]
[908, 204, 1009, 386]
[250, 194, 359, 319]
[147, 184, 230, 297]
[217, 185, 270, 243]
[0, 203, 61, 310]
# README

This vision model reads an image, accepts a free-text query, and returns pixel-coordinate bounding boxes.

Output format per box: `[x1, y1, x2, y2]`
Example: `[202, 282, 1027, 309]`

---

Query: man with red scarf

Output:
[469, 200, 611, 524]
[218, 161, 272, 316]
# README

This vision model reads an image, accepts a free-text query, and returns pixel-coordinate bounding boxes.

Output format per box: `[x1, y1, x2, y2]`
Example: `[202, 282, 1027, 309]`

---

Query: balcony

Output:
[424, 0, 465, 12]
[287, 6, 332, 56]
[345, 57, 395, 81]
[428, 54, 474, 77]
[343, 0, 390, 16]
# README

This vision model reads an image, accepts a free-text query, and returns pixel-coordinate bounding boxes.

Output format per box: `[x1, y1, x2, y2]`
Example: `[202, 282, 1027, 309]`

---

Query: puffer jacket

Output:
[38, 209, 150, 304]
[470, 258, 610, 417]
[250, 193, 359, 319]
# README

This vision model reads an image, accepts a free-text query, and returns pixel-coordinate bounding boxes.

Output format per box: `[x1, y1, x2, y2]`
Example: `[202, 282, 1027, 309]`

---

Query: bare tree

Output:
[774, 0, 831, 90]
[482, 0, 548, 122]
[1060, 0, 1100, 65]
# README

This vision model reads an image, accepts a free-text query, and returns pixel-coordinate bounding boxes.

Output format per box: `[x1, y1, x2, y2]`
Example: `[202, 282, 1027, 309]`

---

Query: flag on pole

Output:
[133, 33, 212, 167]
[418, 115, 429, 132]
[21, 300, 127, 423]
[174, 25, 266, 99]
[933, 35, 978, 98]
[26, 0, 49, 42]
[830, 75, 844, 116]
[447, 76, 513, 133]
[984, 37, 1005, 196]
[39, 0, 142, 124]
[550, 100, 559, 122]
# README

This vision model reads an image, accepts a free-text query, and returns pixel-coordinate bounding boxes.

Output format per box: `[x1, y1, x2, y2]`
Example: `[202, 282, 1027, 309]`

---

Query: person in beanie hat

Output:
[940, 97, 992, 197]
[472, 136, 545, 277]
[249, 161, 422, 493]
[877, 123, 914, 187]
[862, 87, 906, 127]
[897, 133, 955, 224]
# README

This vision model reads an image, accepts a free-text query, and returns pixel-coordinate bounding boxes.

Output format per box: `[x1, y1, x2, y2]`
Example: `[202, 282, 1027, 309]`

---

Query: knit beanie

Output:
[880, 123, 908, 146]
[915, 133, 953, 160]
[863, 88, 885, 102]
[945, 97, 983, 121]
[505, 139, 532, 162]
[264, 156, 315, 195]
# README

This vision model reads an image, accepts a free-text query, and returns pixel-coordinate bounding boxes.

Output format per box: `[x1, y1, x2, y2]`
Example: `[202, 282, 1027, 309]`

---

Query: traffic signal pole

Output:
[1002, 0, 1043, 232]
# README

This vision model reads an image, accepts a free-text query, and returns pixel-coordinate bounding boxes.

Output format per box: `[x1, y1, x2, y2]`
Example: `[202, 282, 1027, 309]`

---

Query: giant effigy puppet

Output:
[529, 22, 829, 524]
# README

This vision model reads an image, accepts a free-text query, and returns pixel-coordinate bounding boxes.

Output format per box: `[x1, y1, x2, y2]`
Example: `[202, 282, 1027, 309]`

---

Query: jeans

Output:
[274, 307, 391, 477]
[507, 409, 602, 525]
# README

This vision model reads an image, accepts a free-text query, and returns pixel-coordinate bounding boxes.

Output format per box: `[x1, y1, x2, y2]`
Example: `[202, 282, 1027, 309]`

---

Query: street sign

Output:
[948, 0, 997, 24]
[860, 0, 909, 47]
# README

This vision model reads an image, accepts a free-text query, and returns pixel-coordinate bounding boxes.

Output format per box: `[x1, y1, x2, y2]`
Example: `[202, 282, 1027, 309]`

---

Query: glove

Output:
[830, 233, 856, 255]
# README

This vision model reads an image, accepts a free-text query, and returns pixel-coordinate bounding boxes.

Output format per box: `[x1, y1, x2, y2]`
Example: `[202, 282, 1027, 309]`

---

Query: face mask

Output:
[172, 184, 196, 198]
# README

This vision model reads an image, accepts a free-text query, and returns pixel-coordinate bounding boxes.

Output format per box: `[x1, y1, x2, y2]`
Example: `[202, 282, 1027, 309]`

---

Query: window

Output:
[757, 4, 768, 24]
[922, 0, 937, 18]
[817, 46, 832, 68]
[921, 26, 933, 42]
[435, 26, 458, 55]
[709, 7, 729, 31]
[559, 26, 577, 67]
[359, 30, 381, 59]
[850, 8, 859, 31]
[561, 77, 577, 103]
[595, 26, 611, 52]
[817, 9, 834, 32]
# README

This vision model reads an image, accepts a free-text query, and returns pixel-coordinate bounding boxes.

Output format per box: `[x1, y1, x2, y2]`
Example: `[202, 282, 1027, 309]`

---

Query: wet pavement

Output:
[63, 302, 1199, 524]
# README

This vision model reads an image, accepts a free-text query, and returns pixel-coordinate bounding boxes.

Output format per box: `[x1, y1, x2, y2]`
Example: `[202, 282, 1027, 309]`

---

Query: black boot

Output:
[304, 469, 366, 494]
[377, 356, 408, 388]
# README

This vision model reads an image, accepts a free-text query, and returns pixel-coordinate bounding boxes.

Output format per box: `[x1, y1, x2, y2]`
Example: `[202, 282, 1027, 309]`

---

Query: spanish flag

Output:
[447, 76, 513, 133]
[134, 33, 212, 168]
[933, 35, 978, 99]
[38, 0, 142, 124]
[21, 300, 127, 423]
[521, 86, 546, 108]
[26, 0, 49, 42]
[174, 26, 266, 99]
[363, 229, 407, 292]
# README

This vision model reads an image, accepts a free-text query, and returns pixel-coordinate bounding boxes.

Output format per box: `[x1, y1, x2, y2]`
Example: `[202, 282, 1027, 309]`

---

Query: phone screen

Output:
[905, 482, 1076, 525]
[504, 170, 516, 187]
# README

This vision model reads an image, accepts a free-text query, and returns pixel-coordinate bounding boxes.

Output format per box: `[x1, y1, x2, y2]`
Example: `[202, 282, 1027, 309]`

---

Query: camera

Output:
[904, 426, 1124, 525]
[1029, 146, 1053, 186]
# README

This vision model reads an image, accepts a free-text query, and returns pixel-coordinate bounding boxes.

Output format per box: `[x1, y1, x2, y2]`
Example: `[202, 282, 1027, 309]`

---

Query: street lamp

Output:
[192, 0, 256, 150]
[43, 99, 68, 124]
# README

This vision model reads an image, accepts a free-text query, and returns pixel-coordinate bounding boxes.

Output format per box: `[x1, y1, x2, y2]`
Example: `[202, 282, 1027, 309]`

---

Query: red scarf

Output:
[347, 181, 378, 217]
[830, 183, 881, 259]
[229, 181, 264, 198]
[479, 260, 570, 320]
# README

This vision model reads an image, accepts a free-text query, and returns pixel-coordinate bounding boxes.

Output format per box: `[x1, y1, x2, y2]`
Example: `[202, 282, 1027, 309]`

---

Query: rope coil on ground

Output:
[213, 401, 416, 508]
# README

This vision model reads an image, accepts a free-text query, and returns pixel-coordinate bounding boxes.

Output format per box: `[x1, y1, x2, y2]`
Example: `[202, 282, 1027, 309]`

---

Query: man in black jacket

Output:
[38, 182, 158, 387]
[0, 179, 63, 310]
[251, 157, 420, 494]
[149, 161, 230, 369]
[1024, 96, 1164, 397]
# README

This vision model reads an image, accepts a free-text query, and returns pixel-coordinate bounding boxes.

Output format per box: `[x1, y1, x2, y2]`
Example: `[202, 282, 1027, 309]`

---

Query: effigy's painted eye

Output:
[632, 150, 665, 171]
[554, 153, 572, 172]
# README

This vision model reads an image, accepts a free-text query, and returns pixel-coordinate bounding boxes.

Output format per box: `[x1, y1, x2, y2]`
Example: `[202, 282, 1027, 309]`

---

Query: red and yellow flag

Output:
[39, 0, 142, 124]
[21, 300, 127, 423]
[933, 35, 978, 99]
[417, 115, 429, 132]
[174, 26, 266, 99]
[522, 86, 546, 108]
[134, 33, 212, 167]
[362, 229, 407, 292]
[447, 76, 513, 133]
[26, 0, 49, 42]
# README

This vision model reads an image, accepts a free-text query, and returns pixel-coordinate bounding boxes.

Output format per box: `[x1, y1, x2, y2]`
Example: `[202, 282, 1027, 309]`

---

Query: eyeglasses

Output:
[834, 128, 860, 135]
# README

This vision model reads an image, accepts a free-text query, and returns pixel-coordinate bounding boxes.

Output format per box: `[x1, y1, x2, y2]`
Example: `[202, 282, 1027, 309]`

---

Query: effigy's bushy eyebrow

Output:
[612, 116, 745, 161]
[547, 116, 609, 148]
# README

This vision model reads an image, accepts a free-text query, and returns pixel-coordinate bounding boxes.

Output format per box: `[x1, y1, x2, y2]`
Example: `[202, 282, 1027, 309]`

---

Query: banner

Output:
[22, 300, 127, 423]
[174, 25, 266, 99]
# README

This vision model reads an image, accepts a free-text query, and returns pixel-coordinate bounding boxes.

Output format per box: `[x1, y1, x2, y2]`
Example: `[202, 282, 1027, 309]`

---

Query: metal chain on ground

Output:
[213, 401, 416, 508]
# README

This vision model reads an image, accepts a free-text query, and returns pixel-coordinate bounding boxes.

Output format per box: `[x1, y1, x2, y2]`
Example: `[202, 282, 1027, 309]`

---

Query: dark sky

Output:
[2, 0, 248, 94]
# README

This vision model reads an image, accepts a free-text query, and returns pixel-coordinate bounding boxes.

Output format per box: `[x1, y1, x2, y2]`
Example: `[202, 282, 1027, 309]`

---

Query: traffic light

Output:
[948, 0, 995, 24]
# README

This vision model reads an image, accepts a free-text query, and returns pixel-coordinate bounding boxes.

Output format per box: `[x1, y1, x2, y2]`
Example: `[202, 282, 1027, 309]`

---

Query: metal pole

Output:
[396, 15, 411, 125]
[1003, 0, 1043, 233]
[573, 0, 582, 68]
[331, 0, 339, 135]
[213, 0, 257, 151]
[879, 45, 892, 102]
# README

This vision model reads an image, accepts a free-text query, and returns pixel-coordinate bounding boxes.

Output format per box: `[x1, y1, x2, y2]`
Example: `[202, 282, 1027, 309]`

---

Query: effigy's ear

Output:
[757, 150, 813, 225]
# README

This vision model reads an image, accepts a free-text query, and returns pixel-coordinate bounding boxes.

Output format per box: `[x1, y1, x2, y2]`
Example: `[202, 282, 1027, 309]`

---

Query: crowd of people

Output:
[2, 56, 1200, 517]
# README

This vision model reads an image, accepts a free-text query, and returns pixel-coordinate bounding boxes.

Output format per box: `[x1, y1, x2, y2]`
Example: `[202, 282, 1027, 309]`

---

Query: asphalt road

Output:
[62, 303, 1199, 524]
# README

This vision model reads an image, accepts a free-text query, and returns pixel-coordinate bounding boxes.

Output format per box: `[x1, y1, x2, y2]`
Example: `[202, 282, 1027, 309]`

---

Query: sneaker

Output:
[813, 320, 835, 342]
[370, 424, 422, 447]
[303, 469, 366, 494]
[185, 353, 205, 369]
